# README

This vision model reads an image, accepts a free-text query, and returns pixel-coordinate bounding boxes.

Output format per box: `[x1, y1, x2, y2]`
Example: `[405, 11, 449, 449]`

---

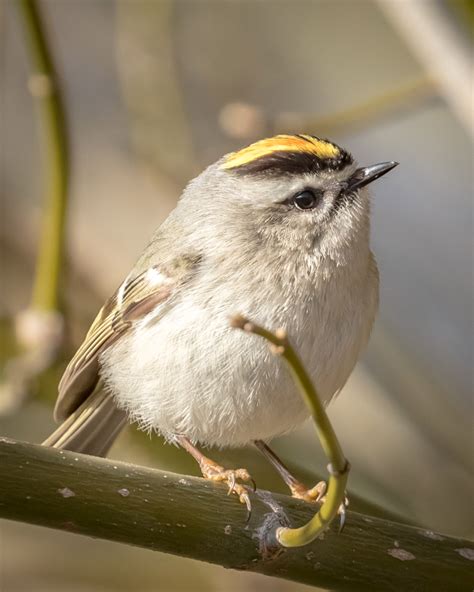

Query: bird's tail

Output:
[42, 389, 127, 457]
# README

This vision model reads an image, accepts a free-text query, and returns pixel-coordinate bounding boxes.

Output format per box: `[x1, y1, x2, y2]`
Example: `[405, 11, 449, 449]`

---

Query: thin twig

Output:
[275, 77, 436, 138]
[18, 0, 70, 312]
[230, 315, 349, 548]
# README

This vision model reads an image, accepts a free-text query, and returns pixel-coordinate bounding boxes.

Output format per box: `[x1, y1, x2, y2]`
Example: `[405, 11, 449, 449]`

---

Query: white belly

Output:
[100, 264, 377, 447]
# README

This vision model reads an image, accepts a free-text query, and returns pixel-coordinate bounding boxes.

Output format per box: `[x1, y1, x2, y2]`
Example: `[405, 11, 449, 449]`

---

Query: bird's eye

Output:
[292, 190, 321, 210]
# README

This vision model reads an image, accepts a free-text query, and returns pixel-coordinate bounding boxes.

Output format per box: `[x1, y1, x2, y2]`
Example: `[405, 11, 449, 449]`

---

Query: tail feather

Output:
[42, 389, 127, 457]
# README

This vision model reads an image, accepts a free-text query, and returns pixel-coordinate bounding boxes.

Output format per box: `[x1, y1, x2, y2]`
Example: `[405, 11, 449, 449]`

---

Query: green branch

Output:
[1, 0, 70, 411]
[0, 439, 471, 591]
[18, 0, 70, 312]
[231, 316, 349, 547]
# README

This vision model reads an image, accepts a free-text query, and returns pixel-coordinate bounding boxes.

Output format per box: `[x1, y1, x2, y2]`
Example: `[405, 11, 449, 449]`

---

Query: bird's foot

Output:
[290, 479, 327, 503]
[177, 436, 255, 518]
[291, 480, 349, 532]
[199, 458, 255, 514]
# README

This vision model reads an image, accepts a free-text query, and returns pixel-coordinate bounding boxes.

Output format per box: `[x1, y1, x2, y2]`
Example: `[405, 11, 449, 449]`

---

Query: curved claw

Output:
[227, 472, 236, 495]
[339, 505, 346, 534]
[338, 504, 346, 533]
[337, 495, 349, 533]
[197, 460, 254, 520]
[314, 482, 326, 502]
[241, 491, 252, 523]
[249, 477, 257, 492]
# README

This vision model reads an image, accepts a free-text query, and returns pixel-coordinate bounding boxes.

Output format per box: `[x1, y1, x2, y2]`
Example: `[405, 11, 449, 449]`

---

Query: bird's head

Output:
[180, 134, 397, 268]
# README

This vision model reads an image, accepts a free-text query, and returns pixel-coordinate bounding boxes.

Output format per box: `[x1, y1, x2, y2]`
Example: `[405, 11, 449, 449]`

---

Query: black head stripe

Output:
[228, 148, 353, 177]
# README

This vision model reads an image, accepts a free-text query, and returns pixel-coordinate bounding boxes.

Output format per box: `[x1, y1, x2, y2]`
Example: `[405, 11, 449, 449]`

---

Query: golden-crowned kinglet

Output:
[44, 134, 397, 508]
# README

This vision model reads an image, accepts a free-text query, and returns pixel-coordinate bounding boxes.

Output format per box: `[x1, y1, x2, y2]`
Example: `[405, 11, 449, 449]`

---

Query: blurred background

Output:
[1, 1, 473, 591]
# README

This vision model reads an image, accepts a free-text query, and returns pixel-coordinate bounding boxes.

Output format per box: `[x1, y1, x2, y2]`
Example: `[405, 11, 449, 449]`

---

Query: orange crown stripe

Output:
[222, 135, 341, 169]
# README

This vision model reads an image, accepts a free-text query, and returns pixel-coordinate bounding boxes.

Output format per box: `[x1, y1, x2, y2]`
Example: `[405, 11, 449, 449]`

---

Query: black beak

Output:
[347, 161, 398, 192]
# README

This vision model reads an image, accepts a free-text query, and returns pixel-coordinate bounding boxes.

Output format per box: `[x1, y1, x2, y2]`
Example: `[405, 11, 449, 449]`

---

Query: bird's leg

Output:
[254, 440, 348, 529]
[177, 436, 254, 513]
[254, 439, 326, 501]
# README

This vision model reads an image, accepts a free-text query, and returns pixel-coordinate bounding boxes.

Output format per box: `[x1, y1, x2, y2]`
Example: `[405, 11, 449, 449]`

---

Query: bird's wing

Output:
[54, 255, 200, 422]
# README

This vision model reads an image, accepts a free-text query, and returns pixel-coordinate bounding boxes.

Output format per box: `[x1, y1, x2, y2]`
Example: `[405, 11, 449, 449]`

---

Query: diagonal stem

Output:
[231, 315, 350, 547]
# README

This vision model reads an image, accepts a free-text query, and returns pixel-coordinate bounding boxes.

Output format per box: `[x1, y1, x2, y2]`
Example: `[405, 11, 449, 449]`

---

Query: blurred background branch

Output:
[1, 438, 472, 592]
[0, 0, 69, 415]
[219, 77, 439, 142]
[377, 0, 474, 137]
[18, 0, 69, 312]
[273, 77, 437, 139]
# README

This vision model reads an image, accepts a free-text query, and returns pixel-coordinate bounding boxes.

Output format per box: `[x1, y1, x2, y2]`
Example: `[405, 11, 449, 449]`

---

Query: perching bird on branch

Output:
[44, 134, 397, 511]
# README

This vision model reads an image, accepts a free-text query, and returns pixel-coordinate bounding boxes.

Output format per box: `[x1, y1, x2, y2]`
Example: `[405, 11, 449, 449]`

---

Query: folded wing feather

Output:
[54, 259, 198, 422]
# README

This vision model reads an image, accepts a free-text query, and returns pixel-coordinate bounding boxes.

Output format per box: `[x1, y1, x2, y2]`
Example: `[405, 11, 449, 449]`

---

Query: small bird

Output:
[44, 134, 397, 510]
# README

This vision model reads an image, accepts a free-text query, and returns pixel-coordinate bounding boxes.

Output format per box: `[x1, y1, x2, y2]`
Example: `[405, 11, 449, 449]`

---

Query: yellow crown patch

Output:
[223, 134, 341, 170]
